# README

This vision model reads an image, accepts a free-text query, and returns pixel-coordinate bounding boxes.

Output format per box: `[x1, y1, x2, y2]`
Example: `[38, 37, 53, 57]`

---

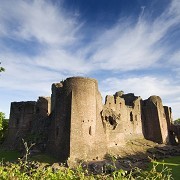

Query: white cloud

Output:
[169, 51, 180, 66]
[99, 76, 180, 119]
[0, 0, 91, 93]
[90, 0, 180, 71]
[33, 48, 93, 74]
[0, 0, 78, 46]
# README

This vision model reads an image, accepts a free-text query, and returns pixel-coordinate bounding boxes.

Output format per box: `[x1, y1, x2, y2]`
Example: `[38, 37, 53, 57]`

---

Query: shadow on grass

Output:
[0, 149, 57, 165]
[0, 149, 20, 162]
[30, 153, 58, 164]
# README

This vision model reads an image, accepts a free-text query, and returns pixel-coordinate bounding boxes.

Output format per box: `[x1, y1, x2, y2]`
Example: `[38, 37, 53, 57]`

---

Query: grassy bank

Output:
[148, 156, 180, 180]
[0, 149, 20, 162]
[0, 150, 179, 179]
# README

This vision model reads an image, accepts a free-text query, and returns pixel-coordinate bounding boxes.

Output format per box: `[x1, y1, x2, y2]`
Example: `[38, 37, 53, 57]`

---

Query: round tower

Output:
[63, 77, 98, 160]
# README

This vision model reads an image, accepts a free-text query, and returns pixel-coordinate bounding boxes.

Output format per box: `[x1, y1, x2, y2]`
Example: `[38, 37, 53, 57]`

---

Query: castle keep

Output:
[5, 77, 179, 162]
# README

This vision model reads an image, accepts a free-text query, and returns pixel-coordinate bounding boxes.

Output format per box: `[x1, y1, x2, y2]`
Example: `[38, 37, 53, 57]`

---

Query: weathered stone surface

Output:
[141, 96, 169, 144]
[4, 76, 178, 162]
[4, 97, 51, 151]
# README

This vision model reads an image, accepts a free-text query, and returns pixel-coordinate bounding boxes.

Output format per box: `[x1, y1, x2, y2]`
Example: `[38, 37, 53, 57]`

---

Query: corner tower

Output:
[48, 77, 107, 162]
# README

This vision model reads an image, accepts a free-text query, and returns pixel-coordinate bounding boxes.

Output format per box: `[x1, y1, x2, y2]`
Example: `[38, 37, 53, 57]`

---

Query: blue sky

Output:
[0, 0, 180, 119]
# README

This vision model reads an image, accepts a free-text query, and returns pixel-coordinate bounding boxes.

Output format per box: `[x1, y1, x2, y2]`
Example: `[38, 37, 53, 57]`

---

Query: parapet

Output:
[65, 76, 98, 84]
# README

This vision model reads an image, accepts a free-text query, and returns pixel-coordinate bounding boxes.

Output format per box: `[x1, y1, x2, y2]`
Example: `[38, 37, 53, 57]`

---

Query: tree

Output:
[174, 118, 180, 125]
[0, 62, 5, 72]
[0, 112, 8, 143]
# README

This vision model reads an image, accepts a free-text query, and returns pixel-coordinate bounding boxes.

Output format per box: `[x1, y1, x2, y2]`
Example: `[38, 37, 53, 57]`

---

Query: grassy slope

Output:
[0, 150, 20, 162]
[148, 156, 180, 180]
[0, 150, 56, 164]
[0, 150, 180, 179]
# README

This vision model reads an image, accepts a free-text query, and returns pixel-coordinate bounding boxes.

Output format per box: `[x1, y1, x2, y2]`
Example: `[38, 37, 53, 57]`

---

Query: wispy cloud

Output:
[90, 0, 180, 71]
[0, 0, 78, 46]
[0, 0, 89, 94]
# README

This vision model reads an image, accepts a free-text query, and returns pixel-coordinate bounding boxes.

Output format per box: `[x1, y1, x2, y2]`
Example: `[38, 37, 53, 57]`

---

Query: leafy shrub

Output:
[0, 112, 8, 143]
[174, 118, 180, 125]
[0, 158, 173, 180]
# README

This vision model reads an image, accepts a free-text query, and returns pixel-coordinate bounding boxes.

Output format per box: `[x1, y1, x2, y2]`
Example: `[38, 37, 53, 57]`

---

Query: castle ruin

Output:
[5, 77, 180, 162]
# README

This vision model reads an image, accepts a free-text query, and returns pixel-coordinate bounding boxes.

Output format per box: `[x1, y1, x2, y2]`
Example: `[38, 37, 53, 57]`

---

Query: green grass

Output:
[148, 156, 180, 180]
[0, 149, 179, 179]
[30, 153, 57, 164]
[0, 149, 20, 162]
[0, 150, 57, 164]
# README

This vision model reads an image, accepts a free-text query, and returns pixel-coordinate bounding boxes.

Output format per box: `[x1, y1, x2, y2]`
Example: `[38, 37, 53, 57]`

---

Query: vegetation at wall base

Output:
[148, 156, 180, 180]
[0, 157, 176, 179]
[0, 145, 179, 179]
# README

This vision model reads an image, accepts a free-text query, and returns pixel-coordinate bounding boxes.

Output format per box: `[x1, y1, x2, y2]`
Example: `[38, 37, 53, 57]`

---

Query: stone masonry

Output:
[5, 77, 179, 162]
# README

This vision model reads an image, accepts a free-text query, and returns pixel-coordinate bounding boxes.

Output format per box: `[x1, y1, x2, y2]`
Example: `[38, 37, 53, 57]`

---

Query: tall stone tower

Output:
[47, 77, 107, 162]
[141, 96, 169, 143]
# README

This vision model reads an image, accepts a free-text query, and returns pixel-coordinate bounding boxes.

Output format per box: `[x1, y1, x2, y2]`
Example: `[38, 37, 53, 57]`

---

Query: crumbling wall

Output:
[164, 106, 176, 144]
[46, 82, 69, 161]
[6, 76, 173, 162]
[5, 101, 36, 149]
[101, 93, 143, 151]
[5, 97, 51, 150]
[141, 96, 168, 144]
[30, 97, 51, 151]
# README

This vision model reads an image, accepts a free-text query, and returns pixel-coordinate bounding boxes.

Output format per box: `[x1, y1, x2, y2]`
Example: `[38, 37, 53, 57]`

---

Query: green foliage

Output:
[134, 163, 173, 180]
[0, 147, 178, 179]
[148, 156, 180, 180]
[0, 62, 5, 72]
[0, 112, 8, 143]
[0, 158, 175, 180]
[174, 118, 180, 125]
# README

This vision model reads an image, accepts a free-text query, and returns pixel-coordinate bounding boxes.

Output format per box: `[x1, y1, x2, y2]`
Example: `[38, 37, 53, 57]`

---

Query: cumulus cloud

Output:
[99, 76, 180, 119]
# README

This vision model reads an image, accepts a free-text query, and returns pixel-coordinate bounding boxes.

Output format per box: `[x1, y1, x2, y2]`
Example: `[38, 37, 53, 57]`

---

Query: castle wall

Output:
[5, 97, 51, 150]
[47, 82, 71, 161]
[36, 97, 51, 116]
[102, 93, 144, 153]
[142, 96, 168, 144]
[5, 76, 172, 162]
[5, 101, 36, 149]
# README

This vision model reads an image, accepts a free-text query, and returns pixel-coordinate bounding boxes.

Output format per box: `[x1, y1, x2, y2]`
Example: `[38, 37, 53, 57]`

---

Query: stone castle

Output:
[5, 77, 180, 162]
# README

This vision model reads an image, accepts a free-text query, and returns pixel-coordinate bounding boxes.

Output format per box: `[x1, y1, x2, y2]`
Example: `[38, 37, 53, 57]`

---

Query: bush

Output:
[0, 112, 8, 143]
[0, 158, 174, 180]
[174, 118, 180, 125]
